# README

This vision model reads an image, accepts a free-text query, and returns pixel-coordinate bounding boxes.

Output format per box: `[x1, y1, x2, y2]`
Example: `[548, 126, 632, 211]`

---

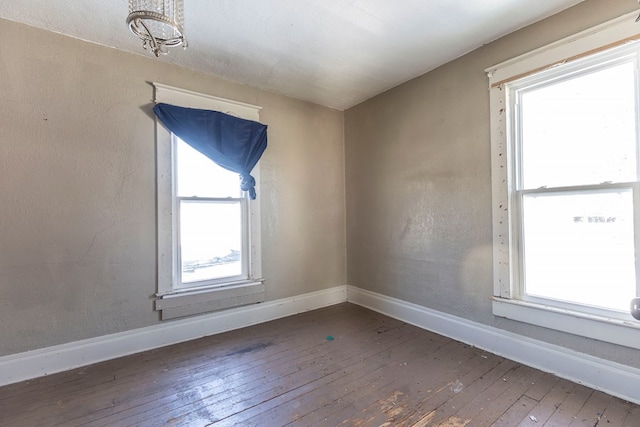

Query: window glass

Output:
[519, 60, 637, 190]
[521, 189, 636, 311]
[176, 139, 241, 198]
[179, 200, 243, 284]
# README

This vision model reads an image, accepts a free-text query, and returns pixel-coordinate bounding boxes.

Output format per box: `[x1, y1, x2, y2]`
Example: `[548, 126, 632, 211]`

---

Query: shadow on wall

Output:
[460, 243, 494, 309]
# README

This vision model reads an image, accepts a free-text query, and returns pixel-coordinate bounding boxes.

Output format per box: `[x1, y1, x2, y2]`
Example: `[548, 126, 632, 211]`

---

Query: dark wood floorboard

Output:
[0, 302, 638, 427]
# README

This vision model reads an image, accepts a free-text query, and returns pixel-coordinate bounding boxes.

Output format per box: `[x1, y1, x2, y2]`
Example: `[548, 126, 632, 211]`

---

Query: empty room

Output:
[1, 0, 640, 425]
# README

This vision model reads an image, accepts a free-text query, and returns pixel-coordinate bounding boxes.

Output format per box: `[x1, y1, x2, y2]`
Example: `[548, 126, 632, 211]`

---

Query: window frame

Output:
[486, 11, 640, 349]
[153, 83, 264, 320]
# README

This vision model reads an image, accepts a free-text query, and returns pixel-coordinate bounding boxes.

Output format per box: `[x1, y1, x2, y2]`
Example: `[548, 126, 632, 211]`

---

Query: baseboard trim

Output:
[5, 284, 639, 404]
[346, 285, 640, 405]
[0, 285, 348, 387]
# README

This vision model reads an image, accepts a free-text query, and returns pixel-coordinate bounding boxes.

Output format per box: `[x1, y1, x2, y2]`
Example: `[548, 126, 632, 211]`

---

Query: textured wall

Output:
[0, 20, 345, 356]
[345, 0, 640, 368]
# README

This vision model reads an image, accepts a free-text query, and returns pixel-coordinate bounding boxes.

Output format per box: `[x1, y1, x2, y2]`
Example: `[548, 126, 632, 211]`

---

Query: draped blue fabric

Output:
[153, 103, 268, 199]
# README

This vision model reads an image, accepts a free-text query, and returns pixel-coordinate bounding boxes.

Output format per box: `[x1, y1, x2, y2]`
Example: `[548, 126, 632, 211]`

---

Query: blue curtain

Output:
[153, 103, 268, 199]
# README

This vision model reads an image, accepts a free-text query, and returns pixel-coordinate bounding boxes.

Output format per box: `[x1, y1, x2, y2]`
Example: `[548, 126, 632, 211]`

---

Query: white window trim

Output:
[153, 83, 264, 319]
[486, 11, 640, 349]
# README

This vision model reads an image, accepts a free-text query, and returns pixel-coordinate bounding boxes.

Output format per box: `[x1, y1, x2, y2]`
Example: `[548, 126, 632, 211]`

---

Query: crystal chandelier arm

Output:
[136, 18, 162, 57]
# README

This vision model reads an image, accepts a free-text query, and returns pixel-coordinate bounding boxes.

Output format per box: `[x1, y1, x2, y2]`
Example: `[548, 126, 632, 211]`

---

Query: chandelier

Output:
[127, 0, 187, 57]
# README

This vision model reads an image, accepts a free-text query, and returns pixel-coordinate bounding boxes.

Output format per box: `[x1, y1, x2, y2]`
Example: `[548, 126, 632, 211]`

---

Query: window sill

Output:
[492, 297, 640, 350]
[155, 280, 265, 320]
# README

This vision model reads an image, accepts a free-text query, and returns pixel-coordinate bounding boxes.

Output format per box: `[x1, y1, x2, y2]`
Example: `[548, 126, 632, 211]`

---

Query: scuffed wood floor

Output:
[1, 303, 638, 426]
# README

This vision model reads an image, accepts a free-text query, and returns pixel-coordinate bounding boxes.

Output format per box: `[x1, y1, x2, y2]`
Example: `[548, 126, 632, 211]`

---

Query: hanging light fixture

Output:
[127, 0, 187, 57]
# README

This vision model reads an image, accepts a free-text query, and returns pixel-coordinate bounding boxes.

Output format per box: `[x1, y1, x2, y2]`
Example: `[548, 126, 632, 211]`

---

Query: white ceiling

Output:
[0, 0, 585, 110]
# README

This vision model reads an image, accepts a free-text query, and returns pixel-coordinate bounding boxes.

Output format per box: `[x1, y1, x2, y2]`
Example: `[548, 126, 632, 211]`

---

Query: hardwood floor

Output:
[1, 303, 638, 426]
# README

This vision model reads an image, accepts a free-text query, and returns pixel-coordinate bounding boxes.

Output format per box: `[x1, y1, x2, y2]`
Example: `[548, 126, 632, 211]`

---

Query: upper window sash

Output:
[512, 51, 639, 188]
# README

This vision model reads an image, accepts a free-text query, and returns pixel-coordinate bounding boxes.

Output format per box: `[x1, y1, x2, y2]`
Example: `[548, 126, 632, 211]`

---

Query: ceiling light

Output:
[127, 0, 187, 57]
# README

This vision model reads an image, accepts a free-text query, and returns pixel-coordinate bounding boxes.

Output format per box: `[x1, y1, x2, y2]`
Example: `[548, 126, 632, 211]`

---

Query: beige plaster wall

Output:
[345, 0, 640, 367]
[0, 19, 346, 356]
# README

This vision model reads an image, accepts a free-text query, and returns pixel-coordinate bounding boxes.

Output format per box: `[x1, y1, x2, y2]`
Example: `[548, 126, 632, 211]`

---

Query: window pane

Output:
[179, 201, 243, 284]
[176, 138, 241, 198]
[520, 61, 637, 189]
[522, 189, 636, 311]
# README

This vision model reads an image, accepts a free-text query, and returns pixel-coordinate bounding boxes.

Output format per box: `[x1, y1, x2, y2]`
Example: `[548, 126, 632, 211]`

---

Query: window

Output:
[153, 83, 264, 320]
[487, 12, 640, 349]
[513, 47, 638, 314]
[175, 138, 247, 287]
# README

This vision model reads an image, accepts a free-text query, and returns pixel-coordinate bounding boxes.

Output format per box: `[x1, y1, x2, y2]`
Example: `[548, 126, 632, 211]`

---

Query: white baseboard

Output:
[5, 283, 639, 405]
[346, 285, 640, 405]
[0, 285, 348, 387]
